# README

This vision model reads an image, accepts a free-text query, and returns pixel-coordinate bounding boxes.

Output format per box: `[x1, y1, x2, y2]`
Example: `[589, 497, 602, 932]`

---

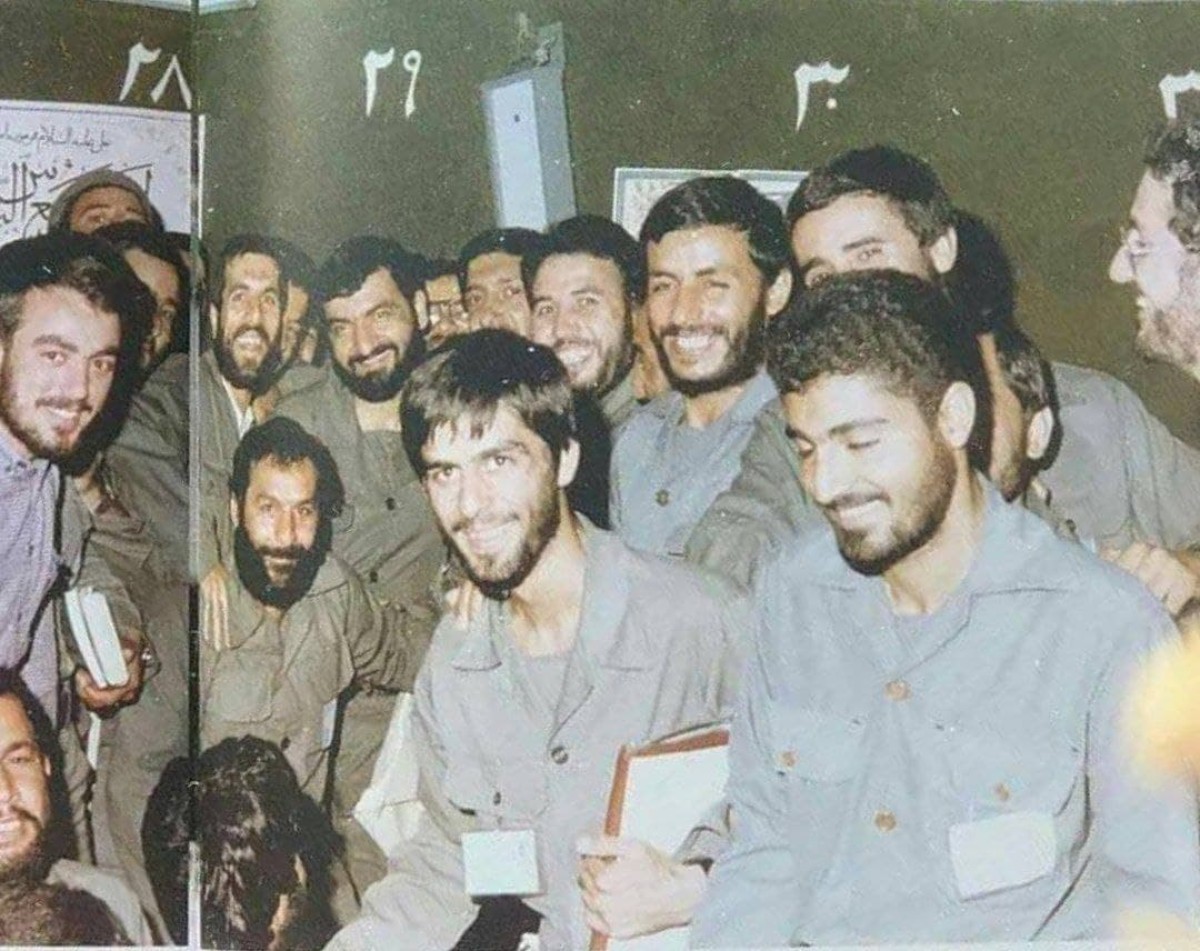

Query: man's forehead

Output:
[424, 405, 537, 457]
[18, 285, 119, 344]
[248, 455, 318, 492]
[0, 693, 37, 747]
[1131, 171, 1177, 228]
[327, 267, 405, 316]
[227, 252, 281, 284]
[468, 251, 522, 284]
[535, 252, 623, 292]
[795, 192, 915, 242]
[783, 372, 913, 426]
[647, 223, 753, 269]
[73, 185, 142, 212]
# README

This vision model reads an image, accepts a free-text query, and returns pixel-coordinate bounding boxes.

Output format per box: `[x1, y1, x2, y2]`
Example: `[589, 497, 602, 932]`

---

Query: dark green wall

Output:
[198, 0, 1200, 442]
[0, 0, 191, 109]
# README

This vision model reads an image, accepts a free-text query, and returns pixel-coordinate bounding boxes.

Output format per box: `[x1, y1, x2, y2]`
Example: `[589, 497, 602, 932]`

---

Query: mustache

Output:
[659, 323, 727, 339]
[824, 492, 887, 513]
[449, 514, 512, 535]
[350, 344, 398, 367]
[256, 544, 307, 561]
[35, 398, 92, 413]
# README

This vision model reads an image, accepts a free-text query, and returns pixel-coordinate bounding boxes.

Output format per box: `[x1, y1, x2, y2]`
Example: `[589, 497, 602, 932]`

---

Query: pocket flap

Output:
[949, 810, 1056, 899]
[769, 705, 866, 782]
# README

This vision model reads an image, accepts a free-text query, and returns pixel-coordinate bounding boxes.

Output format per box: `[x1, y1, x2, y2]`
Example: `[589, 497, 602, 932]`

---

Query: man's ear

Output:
[764, 267, 794, 319]
[1025, 406, 1054, 463]
[209, 302, 219, 338]
[928, 225, 958, 276]
[937, 380, 976, 450]
[229, 495, 240, 529]
[413, 289, 430, 331]
[557, 439, 581, 489]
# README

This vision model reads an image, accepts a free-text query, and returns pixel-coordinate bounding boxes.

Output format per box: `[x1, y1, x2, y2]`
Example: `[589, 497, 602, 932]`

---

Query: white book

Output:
[63, 585, 128, 689]
[593, 722, 730, 951]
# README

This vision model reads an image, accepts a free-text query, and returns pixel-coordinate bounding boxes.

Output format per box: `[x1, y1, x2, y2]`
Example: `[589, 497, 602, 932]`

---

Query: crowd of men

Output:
[3, 116, 1200, 949]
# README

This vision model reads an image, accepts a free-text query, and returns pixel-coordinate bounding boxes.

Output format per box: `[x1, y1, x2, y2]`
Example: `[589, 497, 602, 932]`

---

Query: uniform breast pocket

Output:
[444, 759, 548, 831]
[943, 725, 1081, 901]
[332, 501, 356, 535]
[205, 650, 278, 725]
[769, 705, 867, 864]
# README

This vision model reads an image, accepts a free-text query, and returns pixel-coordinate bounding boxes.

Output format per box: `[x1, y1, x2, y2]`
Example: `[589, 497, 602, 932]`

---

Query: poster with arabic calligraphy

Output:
[0, 100, 191, 245]
[611, 167, 807, 239]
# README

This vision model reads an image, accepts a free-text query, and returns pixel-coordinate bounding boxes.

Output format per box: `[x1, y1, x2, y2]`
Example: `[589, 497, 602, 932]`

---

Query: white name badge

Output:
[462, 829, 540, 896]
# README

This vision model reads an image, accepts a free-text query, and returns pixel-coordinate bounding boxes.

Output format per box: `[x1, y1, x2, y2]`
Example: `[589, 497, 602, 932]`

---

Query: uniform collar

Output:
[451, 519, 643, 672]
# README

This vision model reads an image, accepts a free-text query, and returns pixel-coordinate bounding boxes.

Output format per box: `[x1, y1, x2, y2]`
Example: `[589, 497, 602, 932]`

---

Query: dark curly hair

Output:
[229, 416, 345, 521]
[1145, 118, 1200, 253]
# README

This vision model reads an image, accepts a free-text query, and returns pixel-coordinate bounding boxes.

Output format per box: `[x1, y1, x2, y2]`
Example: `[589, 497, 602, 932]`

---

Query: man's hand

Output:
[1101, 542, 1200, 617]
[201, 563, 231, 650]
[576, 835, 707, 939]
[74, 639, 145, 715]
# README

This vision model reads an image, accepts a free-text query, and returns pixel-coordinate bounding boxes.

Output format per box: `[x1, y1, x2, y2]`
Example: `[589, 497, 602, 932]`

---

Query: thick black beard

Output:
[450, 490, 561, 602]
[214, 337, 284, 397]
[0, 829, 49, 891]
[659, 309, 766, 399]
[233, 522, 329, 610]
[331, 337, 425, 404]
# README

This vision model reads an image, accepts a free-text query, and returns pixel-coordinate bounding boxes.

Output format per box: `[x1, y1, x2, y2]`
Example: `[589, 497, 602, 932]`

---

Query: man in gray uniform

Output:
[526, 214, 642, 526]
[199, 235, 286, 613]
[329, 330, 741, 951]
[609, 176, 793, 556]
[200, 417, 426, 796]
[692, 272, 1200, 947]
[0, 670, 153, 944]
[272, 236, 445, 905]
[1110, 118, 1200, 384]
[688, 146, 1200, 613]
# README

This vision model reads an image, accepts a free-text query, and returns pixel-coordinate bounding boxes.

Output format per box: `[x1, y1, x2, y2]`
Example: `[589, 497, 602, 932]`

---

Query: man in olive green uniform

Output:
[272, 237, 444, 907]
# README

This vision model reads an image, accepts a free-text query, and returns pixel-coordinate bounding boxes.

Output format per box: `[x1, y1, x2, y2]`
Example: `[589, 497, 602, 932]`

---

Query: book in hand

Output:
[591, 722, 730, 951]
[63, 586, 129, 688]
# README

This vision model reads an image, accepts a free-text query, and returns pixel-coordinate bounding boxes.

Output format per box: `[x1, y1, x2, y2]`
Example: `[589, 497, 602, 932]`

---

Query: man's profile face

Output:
[67, 186, 148, 235]
[421, 405, 565, 598]
[1110, 171, 1200, 373]
[214, 252, 284, 392]
[0, 286, 120, 463]
[464, 252, 531, 337]
[124, 248, 181, 370]
[531, 253, 632, 394]
[978, 337, 1035, 501]
[784, 372, 958, 574]
[0, 694, 51, 884]
[325, 268, 419, 402]
[791, 192, 940, 289]
[645, 224, 768, 395]
[280, 282, 314, 367]
[234, 456, 325, 609]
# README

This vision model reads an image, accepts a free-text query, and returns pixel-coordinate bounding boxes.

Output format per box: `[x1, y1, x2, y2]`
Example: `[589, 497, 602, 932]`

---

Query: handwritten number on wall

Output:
[364, 48, 422, 118]
[119, 42, 192, 110]
[1160, 71, 1200, 120]
[794, 61, 850, 130]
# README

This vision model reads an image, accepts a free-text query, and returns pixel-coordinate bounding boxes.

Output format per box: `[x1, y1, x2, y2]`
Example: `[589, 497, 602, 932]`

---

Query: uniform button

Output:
[655, 489, 670, 506]
[994, 783, 1011, 803]
[779, 750, 797, 769]
[492, 791, 502, 805]
[550, 745, 569, 765]
[385, 497, 396, 510]
[368, 569, 379, 583]
[280, 737, 291, 751]
[884, 679, 910, 702]
[873, 809, 897, 832]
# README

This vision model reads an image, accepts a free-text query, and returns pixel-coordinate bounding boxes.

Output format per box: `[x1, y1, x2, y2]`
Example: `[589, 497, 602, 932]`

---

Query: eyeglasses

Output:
[1118, 226, 1152, 263]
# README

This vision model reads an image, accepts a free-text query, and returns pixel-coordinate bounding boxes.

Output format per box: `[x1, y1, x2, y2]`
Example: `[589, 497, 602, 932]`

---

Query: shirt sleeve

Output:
[343, 569, 432, 694]
[685, 401, 821, 589]
[689, 583, 799, 948]
[327, 662, 480, 950]
[1087, 613, 1200, 929]
[1111, 377, 1200, 551]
